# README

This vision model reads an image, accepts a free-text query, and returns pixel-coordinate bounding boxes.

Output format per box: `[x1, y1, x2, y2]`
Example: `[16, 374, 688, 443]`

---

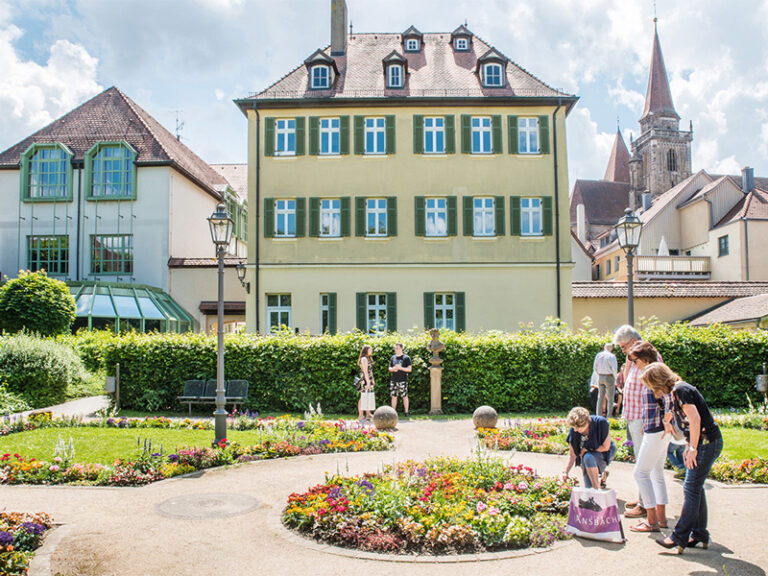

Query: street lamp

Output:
[208, 203, 234, 446]
[615, 207, 643, 326]
[236, 261, 250, 294]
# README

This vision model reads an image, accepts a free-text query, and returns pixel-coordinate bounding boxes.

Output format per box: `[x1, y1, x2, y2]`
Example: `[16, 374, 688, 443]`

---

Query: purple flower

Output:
[168, 454, 179, 463]
[152, 453, 160, 458]
[22, 522, 46, 535]
[118, 418, 129, 428]
[319, 439, 331, 446]
[623, 440, 633, 447]
[297, 421, 305, 429]
[0, 531, 12, 545]
[416, 468, 428, 477]
[328, 486, 342, 499]
[107, 418, 115, 426]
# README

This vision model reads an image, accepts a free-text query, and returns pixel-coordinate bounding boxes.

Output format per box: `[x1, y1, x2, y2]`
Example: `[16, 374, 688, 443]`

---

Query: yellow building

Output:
[236, 1, 577, 334]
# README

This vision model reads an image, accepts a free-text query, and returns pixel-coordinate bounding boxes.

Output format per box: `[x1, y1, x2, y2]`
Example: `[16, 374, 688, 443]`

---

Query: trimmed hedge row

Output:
[92, 324, 768, 414]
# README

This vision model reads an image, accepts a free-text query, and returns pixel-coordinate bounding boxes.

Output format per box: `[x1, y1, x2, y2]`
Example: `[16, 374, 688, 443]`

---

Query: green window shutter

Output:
[340, 197, 351, 237]
[263, 197, 275, 237]
[308, 117, 319, 155]
[264, 118, 275, 157]
[423, 292, 435, 329]
[356, 293, 367, 331]
[295, 197, 306, 237]
[491, 115, 502, 154]
[295, 117, 306, 156]
[508, 115, 519, 154]
[386, 292, 397, 332]
[387, 197, 397, 237]
[328, 293, 338, 334]
[355, 197, 366, 236]
[494, 196, 505, 236]
[463, 196, 474, 236]
[542, 196, 554, 236]
[414, 196, 426, 236]
[340, 116, 350, 155]
[461, 114, 471, 154]
[445, 115, 456, 154]
[385, 115, 396, 154]
[413, 115, 424, 154]
[354, 116, 365, 155]
[447, 196, 458, 236]
[538, 115, 550, 154]
[455, 292, 466, 332]
[309, 197, 320, 237]
[510, 196, 521, 236]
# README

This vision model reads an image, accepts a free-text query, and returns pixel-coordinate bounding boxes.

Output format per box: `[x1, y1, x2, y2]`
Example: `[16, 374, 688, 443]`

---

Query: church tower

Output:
[629, 20, 692, 207]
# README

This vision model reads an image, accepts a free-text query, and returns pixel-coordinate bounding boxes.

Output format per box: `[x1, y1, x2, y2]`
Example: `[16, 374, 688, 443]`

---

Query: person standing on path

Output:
[388, 342, 412, 417]
[593, 343, 618, 418]
[357, 345, 375, 421]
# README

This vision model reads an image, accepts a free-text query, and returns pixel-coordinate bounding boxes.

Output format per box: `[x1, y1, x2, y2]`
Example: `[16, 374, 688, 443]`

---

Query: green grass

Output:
[720, 427, 768, 461]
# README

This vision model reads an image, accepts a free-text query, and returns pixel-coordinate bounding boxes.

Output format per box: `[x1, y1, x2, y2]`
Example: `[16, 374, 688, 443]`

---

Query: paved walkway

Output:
[2, 419, 765, 576]
[14, 395, 111, 419]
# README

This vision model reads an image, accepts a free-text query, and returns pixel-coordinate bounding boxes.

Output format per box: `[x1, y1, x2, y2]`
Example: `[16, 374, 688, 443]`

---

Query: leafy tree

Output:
[0, 271, 76, 336]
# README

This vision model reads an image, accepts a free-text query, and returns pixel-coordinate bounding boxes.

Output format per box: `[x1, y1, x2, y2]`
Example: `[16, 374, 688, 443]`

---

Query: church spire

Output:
[640, 19, 679, 121]
[603, 128, 630, 183]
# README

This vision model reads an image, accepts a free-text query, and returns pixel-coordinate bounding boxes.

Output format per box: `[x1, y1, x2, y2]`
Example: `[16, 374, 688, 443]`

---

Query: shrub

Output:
[0, 333, 87, 408]
[0, 271, 75, 336]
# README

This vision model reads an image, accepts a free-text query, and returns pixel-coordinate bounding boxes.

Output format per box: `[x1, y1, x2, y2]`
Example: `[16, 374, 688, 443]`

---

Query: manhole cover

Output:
[156, 493, 260, 519]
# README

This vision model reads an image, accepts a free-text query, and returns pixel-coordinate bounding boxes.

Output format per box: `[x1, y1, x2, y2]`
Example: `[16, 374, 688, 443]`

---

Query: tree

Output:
[0, 271, 76, 336]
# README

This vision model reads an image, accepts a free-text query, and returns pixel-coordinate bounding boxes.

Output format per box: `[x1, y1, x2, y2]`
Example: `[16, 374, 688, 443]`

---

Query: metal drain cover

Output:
[156, 493, 260, 519]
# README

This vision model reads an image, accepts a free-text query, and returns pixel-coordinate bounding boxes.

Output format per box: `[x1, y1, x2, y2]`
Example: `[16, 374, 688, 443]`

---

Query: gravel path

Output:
[3, 418, 766, 576]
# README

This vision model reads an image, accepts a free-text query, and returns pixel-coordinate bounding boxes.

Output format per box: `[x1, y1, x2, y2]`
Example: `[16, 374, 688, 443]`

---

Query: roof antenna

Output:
[175, 110, 185, 141]
[653, 0, 658, 27]
[349, 21, 353, 35]
[617, 115, 620, 133]
[464, 18, 468, 27]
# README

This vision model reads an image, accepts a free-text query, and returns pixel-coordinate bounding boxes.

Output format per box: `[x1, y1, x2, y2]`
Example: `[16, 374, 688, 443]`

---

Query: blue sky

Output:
[1, 0, 767, 187]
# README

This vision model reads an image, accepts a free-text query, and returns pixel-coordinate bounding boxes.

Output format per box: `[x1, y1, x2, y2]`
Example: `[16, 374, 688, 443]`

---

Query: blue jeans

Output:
[581, 441, 617, 488]
[667, 443, 686, 470]
[671, 437, 723, 547]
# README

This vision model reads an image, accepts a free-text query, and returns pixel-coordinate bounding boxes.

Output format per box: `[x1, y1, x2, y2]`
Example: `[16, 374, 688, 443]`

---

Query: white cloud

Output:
[608, 81, 645, 111]
[215, 89, 224, 101]
[566, 107, 615, 188]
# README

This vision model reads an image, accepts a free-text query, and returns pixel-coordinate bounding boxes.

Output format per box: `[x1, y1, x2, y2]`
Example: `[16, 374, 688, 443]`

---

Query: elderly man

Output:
[593, 343, 618, 418]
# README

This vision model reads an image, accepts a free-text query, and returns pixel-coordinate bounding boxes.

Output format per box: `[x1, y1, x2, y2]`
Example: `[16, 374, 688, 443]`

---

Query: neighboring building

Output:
[570, 230, 594, 282]
[235, 0, 578, 334]
[0, 87, 248, 332]
[688, 293, 768, 331]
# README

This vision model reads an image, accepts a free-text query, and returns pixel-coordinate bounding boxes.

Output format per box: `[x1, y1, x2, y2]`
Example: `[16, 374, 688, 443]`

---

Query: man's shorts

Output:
[389, 380, 408, 398]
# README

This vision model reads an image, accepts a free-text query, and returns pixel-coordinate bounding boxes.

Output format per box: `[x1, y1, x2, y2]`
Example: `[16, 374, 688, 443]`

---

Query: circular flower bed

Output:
[283, 457, 574, 554]
[0, 512, 54, 576]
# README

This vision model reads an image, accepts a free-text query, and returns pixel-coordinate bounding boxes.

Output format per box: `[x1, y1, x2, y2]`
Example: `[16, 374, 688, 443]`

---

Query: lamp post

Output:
[615, 208, 643, 326]
[236, 261, 250, 294]
[208, 203, 234, 446]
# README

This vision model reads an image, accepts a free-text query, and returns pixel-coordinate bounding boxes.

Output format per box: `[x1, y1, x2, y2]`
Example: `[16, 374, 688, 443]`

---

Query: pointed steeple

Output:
[603, 129, 631, 183]
[641, 20, 679, 120]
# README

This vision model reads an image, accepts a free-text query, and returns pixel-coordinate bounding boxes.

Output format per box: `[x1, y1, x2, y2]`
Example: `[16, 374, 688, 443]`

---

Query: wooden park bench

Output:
[177, 379, 250, 416]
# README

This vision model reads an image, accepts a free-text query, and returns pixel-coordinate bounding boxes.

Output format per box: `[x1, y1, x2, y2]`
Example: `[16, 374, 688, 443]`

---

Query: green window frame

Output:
[90, 234, 134, 275]
[20, 143, 74, 202]
[423, 292, 465, 331]
[356, 292, 396, 334]
[510, 196, 553, 236]
[84, 141, 137, 200]
[320, 292, 337, 334]
[27, 235, 69, 276]
[508, 115, 550, 155]
[718, 235, 729, 257]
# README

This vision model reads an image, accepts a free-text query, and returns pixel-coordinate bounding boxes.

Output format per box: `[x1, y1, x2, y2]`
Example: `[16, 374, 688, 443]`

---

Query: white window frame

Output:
[518, 117, 540, 154]
[319, 117, 340, 155]
[471, 116, 492, 154]
[310, 65, 330, 89]
[319, 198, 341, 237]
[482, 63, 504, 87]
[365, 117, 386, 155]
[320, 293, 330, 333]
[424, 116, 445, 154]
[473, 197, 495, 236]
[266, 294, 292, 333]
[387, 65, 404, 88]
[405, 38, 420, 52]
[521, 197, 543, 236]
[366, 198, 387, 237]
[275, 119, 296, 156]
[367, 293, 388, 335]
[425, 197, 448, 237]
[454, 37, 468, 51]
[275, 199, 296, 237]
[434, 293, 455, 330]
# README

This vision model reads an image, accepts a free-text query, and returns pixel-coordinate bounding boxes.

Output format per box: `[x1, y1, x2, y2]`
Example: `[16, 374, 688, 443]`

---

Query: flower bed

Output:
[283, 457, 574, 554]
[0, 512, 54, 576]
[0, 420, 394, 487]
[710, 457, 768, 484]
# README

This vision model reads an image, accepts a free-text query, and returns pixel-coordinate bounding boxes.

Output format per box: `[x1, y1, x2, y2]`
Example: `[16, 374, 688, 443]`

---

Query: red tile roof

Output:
[688, 293, 768, 326]
[0, 87, 228, 198]
[573, 281, 768, 299]
[603, 130, 630, 183]
[569, 179, 630, 227]
[716, 188, 768, 227]
[240, 32, 575, 107]
[641, 24, 679, 120]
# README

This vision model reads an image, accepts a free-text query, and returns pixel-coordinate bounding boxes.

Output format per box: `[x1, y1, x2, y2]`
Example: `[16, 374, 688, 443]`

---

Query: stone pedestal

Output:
[429, 367, 443, 415]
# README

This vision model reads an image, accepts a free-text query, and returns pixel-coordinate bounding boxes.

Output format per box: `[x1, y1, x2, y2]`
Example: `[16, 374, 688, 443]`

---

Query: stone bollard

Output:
[472, 405, 498, 429]
[373, 406, 399, 430]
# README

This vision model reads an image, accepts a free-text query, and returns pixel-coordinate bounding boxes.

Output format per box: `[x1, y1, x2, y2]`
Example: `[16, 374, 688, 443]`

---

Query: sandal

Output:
[658, 521, 668, 529]
[600, 470, 609, 489]
[630, 520, 660, 533]
[624, 506, 647, 518]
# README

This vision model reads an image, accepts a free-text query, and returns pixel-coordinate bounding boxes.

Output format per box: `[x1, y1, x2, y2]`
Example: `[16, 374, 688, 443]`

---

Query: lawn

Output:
[719, 427, 768, 461]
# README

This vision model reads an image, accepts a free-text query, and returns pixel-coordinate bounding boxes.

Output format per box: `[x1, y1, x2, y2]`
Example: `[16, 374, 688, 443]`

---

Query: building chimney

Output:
[742, 166, 754, 194]
[642, 193, 652, 212]
[331, 0, 348, 56]
[576, 203, 587, 243]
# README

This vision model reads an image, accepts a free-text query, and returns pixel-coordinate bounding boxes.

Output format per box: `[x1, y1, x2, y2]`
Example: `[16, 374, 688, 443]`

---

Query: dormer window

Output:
[454, 37, 469, 51]
[311, 65, 331, 89]
[482, 63, 504, 87]
[401, 26, 423, 54]
[387, 65, 404, 88]
[405, 38, 420, 52]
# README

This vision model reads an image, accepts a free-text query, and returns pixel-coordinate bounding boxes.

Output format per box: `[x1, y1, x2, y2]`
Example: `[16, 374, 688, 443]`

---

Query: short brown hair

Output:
[567, 406, 590, 428]
[641, 362, 681, 396]
[628, 340, 659, 365]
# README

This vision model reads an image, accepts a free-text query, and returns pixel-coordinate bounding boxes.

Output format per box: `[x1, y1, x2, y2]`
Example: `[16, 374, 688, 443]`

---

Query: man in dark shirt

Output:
[388, 342, 412, 417]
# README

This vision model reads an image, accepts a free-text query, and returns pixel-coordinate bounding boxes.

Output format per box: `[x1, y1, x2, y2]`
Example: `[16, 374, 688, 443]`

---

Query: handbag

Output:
[360, 390, 376, 411]
[566, 487, 625, 543]
[353, 375, 363, 391]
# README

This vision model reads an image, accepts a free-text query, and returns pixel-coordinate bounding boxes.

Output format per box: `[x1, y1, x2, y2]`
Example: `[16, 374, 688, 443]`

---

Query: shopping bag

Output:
[360, 390, 376, 412]
[566, 487, 625, 543]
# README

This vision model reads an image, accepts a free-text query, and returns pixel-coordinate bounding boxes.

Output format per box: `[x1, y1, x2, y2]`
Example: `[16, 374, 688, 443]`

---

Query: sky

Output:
[1, 0, 767, 188]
